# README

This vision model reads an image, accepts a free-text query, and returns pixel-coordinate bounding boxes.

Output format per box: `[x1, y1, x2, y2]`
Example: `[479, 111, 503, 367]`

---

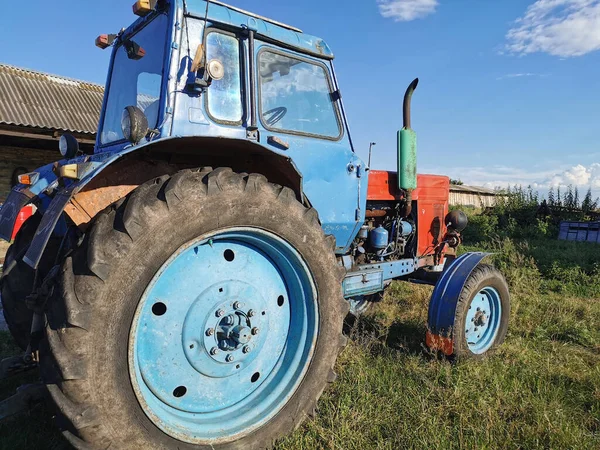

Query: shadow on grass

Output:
[0, 331, 68, 449]
[344, 314, 436, 360]
[385, 320, 429, 354]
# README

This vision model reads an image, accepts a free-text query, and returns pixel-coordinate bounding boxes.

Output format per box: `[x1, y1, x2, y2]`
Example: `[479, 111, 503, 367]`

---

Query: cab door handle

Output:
[267, 136, 290, 150]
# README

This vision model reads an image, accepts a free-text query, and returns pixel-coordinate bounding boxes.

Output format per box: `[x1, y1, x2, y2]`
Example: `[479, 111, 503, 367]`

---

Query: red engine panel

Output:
[367, 170, 450, 258]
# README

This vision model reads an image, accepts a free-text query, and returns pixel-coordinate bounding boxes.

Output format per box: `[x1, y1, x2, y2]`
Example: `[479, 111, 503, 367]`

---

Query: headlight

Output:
[121, 106, 149, 144]
[59, 134, 79, 158]
[121, 109, 132, 141]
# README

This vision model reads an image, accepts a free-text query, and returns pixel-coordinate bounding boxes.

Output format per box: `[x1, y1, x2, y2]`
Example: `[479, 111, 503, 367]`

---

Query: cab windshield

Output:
[100, 14, 168, 145]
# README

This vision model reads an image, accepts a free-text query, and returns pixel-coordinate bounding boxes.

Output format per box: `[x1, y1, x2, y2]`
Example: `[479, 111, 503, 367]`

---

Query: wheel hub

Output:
[203, 301, 262, 361]
[473, 310, 487, 327]
[184, 281, 271, 377]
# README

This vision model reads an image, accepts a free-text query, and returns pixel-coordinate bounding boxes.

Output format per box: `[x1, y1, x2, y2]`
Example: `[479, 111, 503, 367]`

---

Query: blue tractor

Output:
[0, 1, 510, 447]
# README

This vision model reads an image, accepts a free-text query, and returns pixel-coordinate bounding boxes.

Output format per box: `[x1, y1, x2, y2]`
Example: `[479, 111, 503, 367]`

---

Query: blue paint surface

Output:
[343, 258, 416, 298]
[369, 225, 389, 249]
[185, 0, 334, 59]
[129, 227, 318, 444]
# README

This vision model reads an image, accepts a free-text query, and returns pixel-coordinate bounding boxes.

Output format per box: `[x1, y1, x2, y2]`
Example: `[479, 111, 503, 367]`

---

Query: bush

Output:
[461, 205, 600, 298]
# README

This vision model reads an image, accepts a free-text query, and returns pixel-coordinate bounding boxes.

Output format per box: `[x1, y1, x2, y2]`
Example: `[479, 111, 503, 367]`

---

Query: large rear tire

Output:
[42, 168, 347, 449]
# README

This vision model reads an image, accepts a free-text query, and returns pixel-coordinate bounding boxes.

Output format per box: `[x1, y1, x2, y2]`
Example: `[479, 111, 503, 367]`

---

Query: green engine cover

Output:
[397, 127, 417, 191]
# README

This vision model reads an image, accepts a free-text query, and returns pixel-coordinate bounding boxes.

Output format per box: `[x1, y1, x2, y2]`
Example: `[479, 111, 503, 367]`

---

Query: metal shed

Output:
[558, 221, 600, 244]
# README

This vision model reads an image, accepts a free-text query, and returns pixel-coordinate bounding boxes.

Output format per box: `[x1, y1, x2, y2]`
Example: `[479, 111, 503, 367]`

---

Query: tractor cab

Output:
[91, 0, 364, 253]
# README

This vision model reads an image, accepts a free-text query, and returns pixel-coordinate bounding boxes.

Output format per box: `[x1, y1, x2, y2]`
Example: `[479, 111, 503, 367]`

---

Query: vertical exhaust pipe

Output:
[403, 78, 419, 130]
[398, 78, 419, 216]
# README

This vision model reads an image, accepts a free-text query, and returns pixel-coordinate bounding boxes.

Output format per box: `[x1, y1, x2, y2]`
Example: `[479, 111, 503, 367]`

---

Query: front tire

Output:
[452, 264, 510, 358]
[43, 168, 347, 449]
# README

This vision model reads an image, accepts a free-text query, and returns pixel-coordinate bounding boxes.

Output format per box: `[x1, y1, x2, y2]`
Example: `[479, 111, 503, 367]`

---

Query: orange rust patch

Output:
[64, 159, 177, 227]
[426, 330, 453, 355]
[65, 184, 139, 226]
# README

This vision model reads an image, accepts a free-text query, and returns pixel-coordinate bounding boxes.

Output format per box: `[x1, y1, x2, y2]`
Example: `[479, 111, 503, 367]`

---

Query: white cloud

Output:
[428, 163, 600, 197]
[506, 0, 600, 57]
[546, 163, 600, 188]
[496, 72, 540, 80]
[377, 0, 438, 22]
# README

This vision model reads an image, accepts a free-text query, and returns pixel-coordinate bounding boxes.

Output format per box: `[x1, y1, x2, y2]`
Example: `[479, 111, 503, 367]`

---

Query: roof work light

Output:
[133, 0, 157, 16]
[95, 34, 117, 49]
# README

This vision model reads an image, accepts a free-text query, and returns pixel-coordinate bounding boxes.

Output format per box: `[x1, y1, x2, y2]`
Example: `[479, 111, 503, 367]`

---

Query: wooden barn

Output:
[0, 64, 103, 204]
[449, 184, 502, 208]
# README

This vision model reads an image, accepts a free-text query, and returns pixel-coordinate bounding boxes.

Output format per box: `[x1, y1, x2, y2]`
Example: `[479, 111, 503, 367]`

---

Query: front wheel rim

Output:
[464, 286, 502, 354]
[129, 227, 318, 444]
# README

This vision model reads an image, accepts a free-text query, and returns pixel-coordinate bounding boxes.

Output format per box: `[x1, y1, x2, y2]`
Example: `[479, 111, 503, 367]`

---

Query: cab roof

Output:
[209, 0, 302, 33]
[184, 0, 334, 59]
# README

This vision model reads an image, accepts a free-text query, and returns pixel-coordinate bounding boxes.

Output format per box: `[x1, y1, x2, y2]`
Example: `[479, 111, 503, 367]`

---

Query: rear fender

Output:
[17, 136, 303, 269]
[426, 252, 491, 354]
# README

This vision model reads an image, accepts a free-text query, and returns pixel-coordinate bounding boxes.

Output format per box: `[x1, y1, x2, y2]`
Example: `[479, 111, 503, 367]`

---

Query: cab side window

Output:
[205, 32, 243, 123]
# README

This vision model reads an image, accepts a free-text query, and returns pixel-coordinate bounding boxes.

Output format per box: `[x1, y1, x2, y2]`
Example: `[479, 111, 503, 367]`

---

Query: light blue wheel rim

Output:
[128, 227, 318, 444]
[464, 286, 502, 354]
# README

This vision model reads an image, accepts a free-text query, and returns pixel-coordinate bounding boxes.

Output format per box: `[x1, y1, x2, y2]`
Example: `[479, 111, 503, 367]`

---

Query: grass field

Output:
[1, 232, 599, 448]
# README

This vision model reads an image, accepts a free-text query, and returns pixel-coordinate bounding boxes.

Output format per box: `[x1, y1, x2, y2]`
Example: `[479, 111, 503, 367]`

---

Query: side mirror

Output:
[124, 39, 146, 60]
[121, 106, 149, 144]
[59, 134, 79, 159]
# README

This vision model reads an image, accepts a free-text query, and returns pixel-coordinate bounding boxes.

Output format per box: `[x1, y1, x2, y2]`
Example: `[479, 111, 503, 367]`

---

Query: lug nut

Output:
[210, 347, 219, 355]
[216, 309, 225, 317]
[233, 301, 243, 310]
[243, 346, 251, 354]
[251, 327, 259, 335]
[226, 354, 235, 362]
[206, 328, 214, 336]
[248, 309, 256, 317]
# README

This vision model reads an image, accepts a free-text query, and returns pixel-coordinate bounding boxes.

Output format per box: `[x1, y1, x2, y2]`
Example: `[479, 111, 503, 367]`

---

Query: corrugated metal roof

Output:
[0, 64, 104, 135]
[449, 184, 498, 195]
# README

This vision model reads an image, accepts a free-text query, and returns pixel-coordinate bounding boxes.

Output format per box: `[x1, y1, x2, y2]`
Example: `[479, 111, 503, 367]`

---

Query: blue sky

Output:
[1, 0, 599, 197]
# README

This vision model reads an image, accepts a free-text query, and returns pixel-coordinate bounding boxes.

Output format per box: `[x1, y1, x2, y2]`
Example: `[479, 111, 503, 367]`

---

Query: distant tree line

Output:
[546, 185, 599, 213]
[460, 185, 599, 242]
[499, 185, 599, 214]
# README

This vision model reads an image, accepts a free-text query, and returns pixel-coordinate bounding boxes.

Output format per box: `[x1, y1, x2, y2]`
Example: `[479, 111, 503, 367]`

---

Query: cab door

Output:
[252, 44, 365, 253]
